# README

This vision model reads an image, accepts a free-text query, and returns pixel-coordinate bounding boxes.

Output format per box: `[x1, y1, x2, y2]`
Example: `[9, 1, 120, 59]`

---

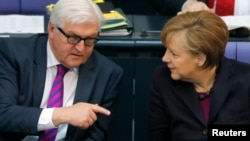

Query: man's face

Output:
[48, 22, 99, 68]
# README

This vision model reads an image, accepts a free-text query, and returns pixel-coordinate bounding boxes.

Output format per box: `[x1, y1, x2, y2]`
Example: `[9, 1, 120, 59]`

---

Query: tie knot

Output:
[57, 64, 69, 77]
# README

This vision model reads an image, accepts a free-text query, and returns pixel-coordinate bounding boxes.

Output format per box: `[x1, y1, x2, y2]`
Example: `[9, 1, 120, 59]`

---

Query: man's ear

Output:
[47, 22, 56, 38]
[47, 22, 54, 33]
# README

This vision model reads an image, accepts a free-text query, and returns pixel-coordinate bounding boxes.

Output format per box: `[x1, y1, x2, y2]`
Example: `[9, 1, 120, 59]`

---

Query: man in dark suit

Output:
[0, 0, 123, 140]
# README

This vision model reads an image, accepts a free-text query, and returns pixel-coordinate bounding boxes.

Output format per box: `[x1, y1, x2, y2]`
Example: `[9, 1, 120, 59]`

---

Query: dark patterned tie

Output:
[39, 64, 69, 141]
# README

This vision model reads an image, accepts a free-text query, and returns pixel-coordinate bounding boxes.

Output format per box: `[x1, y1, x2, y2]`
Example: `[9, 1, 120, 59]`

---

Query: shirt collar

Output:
[46, 41, 78, 71]
[47, 41, 60, 68]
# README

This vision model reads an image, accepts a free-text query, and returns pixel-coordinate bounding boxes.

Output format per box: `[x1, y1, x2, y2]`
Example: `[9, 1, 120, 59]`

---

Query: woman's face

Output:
[162, 32, 202, 81]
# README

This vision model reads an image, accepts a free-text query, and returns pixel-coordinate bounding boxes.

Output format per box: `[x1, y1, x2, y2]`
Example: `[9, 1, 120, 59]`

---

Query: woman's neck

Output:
[193, 66, 217, 93]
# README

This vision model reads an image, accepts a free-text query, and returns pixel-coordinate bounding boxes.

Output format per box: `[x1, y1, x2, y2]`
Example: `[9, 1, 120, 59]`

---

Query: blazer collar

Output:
[175, 58, 234, 125]
[32, 34, 48, 107]
[209, 58, 234, 123]
[73, 51, 95, 103]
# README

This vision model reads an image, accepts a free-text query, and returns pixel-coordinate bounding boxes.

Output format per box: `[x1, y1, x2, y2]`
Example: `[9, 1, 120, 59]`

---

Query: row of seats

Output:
[225, 42, 250, 63]
[0, 0, 57, 14]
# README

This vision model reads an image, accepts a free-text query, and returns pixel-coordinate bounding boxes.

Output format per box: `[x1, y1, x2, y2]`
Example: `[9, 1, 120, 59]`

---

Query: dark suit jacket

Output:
[149, 58, 250, 141]
[0, 34, 123, 141]
[151, 0, 207, 15]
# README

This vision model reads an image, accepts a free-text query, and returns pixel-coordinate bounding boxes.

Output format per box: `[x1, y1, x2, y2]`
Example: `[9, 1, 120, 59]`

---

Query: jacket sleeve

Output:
[0, 38, 42, 135]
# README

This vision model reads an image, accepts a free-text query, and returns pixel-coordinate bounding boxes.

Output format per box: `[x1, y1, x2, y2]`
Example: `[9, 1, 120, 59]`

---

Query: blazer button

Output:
[202, 128, 208, 135]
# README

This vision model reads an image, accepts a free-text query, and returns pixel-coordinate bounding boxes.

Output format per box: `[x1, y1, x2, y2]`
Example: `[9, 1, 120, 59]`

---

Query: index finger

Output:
[92, 104, 111, 116]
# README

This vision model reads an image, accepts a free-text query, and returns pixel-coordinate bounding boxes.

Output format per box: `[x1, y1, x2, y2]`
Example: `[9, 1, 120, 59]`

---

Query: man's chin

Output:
[66, 60, 84, 68]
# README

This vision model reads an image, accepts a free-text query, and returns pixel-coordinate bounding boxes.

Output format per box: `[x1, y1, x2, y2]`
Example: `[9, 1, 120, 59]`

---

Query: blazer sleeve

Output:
[0, 37, 42, 136]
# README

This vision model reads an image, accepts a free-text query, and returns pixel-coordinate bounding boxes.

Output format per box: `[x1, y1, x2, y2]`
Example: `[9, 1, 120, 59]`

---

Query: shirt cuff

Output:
[37, 108, 56, 131]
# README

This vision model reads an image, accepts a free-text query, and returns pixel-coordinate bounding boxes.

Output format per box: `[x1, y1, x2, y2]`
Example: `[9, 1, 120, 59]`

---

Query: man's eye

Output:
[70, 36, 80, 40]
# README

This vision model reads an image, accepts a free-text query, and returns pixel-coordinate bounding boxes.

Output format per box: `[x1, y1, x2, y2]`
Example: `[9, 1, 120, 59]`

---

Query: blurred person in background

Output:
[151, 0, 250, 16]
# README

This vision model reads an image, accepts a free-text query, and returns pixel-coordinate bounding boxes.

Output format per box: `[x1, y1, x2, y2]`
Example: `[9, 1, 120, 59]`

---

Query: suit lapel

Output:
[176, 82, 207, 125]
[175, 58, 234, 125]
[73, 54, 95, 103]
[209, 58, 234, 123]
[32, 34, 48, 107]
[65, 54, 95, 139]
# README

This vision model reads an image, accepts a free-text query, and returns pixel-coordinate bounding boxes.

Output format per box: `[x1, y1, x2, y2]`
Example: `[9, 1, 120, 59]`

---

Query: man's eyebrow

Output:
[68, 31, 99, 37]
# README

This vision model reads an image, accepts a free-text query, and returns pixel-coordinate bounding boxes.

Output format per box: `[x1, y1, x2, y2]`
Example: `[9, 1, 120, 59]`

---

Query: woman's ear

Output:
[197, 53, 206, 67]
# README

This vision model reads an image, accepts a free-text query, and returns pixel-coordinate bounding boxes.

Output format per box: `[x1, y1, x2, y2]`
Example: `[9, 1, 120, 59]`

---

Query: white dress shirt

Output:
[23, 41, 78, 141]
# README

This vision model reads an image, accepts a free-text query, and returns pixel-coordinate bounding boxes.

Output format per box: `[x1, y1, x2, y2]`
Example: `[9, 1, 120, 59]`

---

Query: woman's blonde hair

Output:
[161, 11, 229, 69]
